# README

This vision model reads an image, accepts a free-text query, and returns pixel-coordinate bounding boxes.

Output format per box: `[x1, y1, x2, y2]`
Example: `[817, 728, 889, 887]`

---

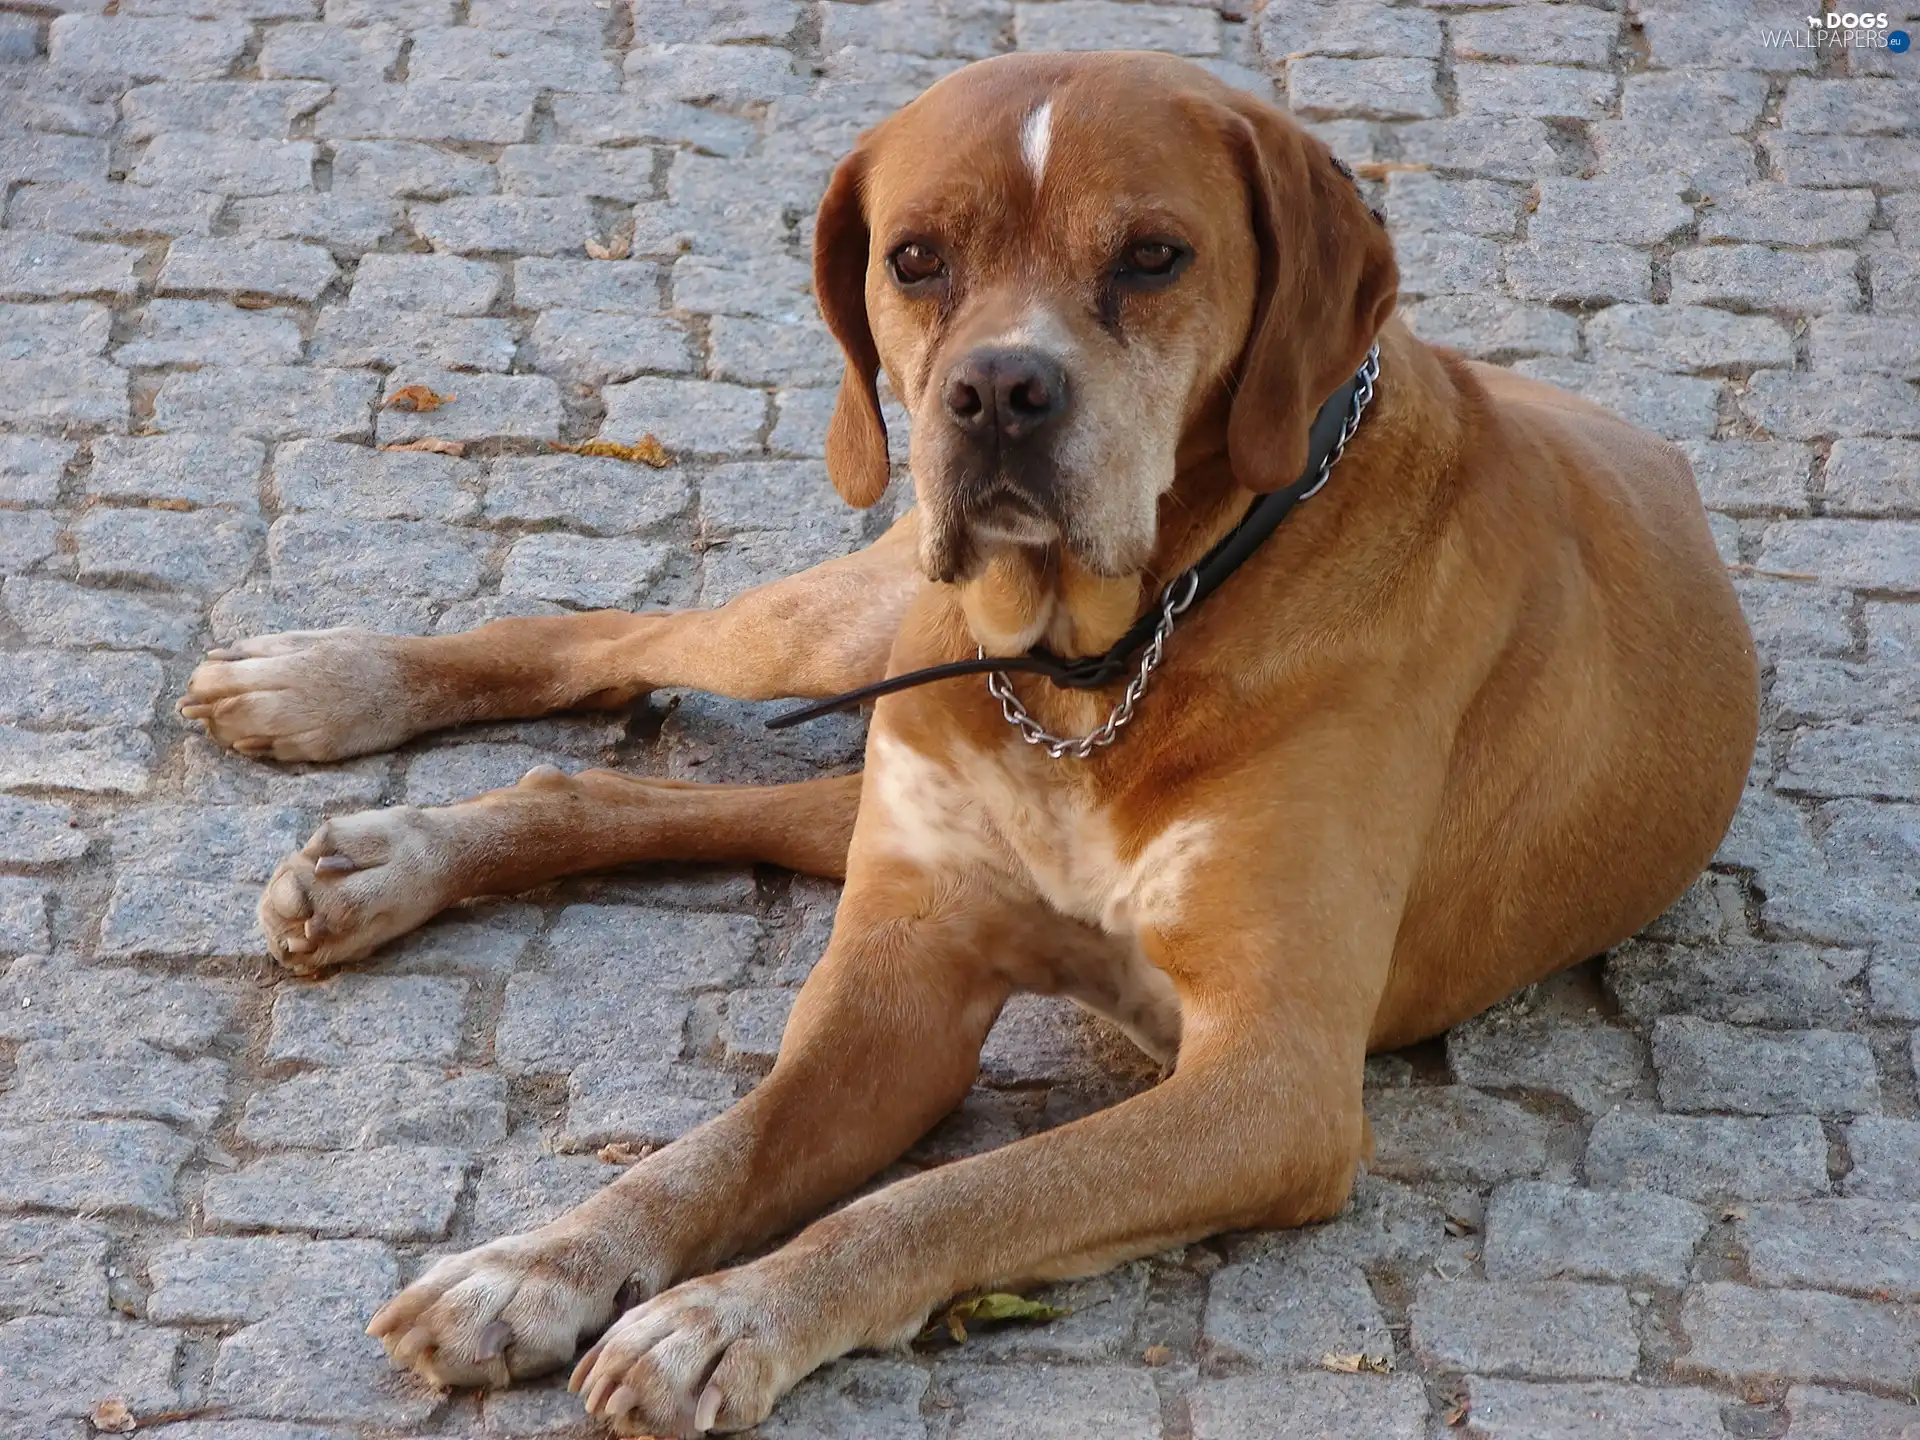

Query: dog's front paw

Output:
[260, 807, 454, 972]
[571, 1256, 914, 1438]
[369, 1227, 629, 1390]
[179, 628, 423, 762]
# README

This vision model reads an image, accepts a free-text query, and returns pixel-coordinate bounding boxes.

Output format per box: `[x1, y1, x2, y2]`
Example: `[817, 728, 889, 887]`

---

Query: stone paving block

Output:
[1633, 0, 1815, 74]
[1653, 1016, 1880, 1116]
[202, 1147, 467, 1240]
[118, 300, 305, 371]
[408, 26, 616, 90]
[526, 309, 693, 384]
[206, 1310, 442, 1425]
[1681, 440, 1811, 515]
[1511, 360, 1719, 439]
[601, 375, 766, 453]
[1384, 172, 1523, 237]
[0, 649, 164, 729]
[1703, 185, 1877, 246]
[1366, 1086, 1554, 1184]
[1679, 1282, 1918, 1391]
[1, 576, 201, 651]
[374, 368, 562, 444]
[1784, 1385, 1920, 1440]
[1288, 55, 1441, 119]
[1763, 131, 1920, 189]
[626, 40, 803, 102]
[469, 1149, 611, 1234]
[412, 194, 597, 257]
[0, 795, 88, 864]
[1483, 1181, 1706, 1288]
[0, 510, 59, 574]
[2, 1038, 227, 1129]
[273, 437, 477, 522]
[268, 514, 488, 600]
[49, 14, 248, 79]
[500, 532, 669, 608]
[942, 1362, 1160, 1440]
[1456, 62, 1614, 119]
[1259, 0, 1440, 60]
[1672, 246, 1860, 314]
[317, 82, 537, 143]
[228, 193, 401, 250]
[1607, 941, 1862, 1028]
[631, 0, 797, 44]
[135, 134, 315, 197]
[0, 1316, 181, 1420]
[0, 130, 106, 188]
[497, 143, 656, 201]
[121, 79, 329, 142]
[160, 237, 338, 303]
[0, 953, 237, 1047]
[266, 973, 469, 1065]
[482, 454, 689, 534]
[1773, 658, 1920, 724]
[551, 93, 757, 156]
[1412, 1280, 1638, 1379]
[1871, 952, 1920, 1025]
[0, 435, 73, 505]
[73, 507, 264, 595]
[1811, 317, 1920, 381]
[259, 20, 400, 82]
[148, 1235, 395, 1324]
[0, 300, 112, 363]
[735, 1359, 927, 1440]
[89, 431, 266, 511]
[401, 741, 571, 807]
[1781, 726, 1920, 800]
[1760, 519, 1920, 592]
[514, 256, 662, 314]
[1460, 1377, 1728, 1440]
[154, 366, 377, 440]
[1203, 1251, 1392, 1367]
[0, 232, 140, 301]
[1585, 1112, 1830, 1201]
[0, 878, 49, 955]
[1189, 1371, 1428, 1439]
[0, 724, 152, 794]
[1740, 1199, 1920, 1300]
[98, 873, 261, 958]
[1782, 77, 1920, 135]
[332, 141, 494, 203]
[0, 357, 128, 431]
[1393, 230, 1503, 298]
[1506, 242, 1650, 304]
[240, 1064, 507, 1150]
[310, 308, 516, 374]
[0, 1217, 109, 1317]
[720, 984, 794, 1064]
[5, 180, 222, 241]
[559, 1061, 741, 1150]
[1586, 304, 1791, 374]
[1744, 370, 1920, 441]
[348, 252, 500, 314]
[110, 802, 306, 883]
[0, 1119, 192, 1217]
[1445, 1015, 1647, 1114]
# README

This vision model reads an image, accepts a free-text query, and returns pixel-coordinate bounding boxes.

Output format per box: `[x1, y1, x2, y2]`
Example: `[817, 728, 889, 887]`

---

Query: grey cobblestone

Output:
[0, 6, 1913, 1433]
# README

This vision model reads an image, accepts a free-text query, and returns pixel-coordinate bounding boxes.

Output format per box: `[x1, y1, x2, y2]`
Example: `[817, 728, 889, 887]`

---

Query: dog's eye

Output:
[889, 243, 945, 287]
[1115, 239, 1189, 290]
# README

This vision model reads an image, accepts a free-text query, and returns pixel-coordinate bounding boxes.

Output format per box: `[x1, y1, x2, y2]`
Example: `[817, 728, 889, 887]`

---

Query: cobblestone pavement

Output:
[2, 0, 1918, 1436]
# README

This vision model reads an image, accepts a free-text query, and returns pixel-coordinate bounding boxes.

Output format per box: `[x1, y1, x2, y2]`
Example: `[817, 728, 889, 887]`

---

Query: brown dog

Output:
[179, 51, 1759, 1437]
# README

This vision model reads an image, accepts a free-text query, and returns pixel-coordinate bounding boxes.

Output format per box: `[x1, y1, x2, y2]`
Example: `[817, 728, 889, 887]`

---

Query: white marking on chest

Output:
[1021, 100, 1053, 186]
[870, 734, 1212, 933]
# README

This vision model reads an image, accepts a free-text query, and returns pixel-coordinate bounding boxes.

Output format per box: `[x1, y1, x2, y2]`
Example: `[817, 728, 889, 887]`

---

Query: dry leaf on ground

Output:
[1142, 1344, 1171, 1367]
[1352, 161, 1431, 180]
[549, 435, 672, 467]
[90, 1399, 137, 1433]
[928, 1292, 1071, 1344]
[1321, 1351, 1393, 1374]
[384, 384, 454, 413]
[585, 235, 632, 260]
[380, 437, 466, 456]
[597, 1141, 650, 1165]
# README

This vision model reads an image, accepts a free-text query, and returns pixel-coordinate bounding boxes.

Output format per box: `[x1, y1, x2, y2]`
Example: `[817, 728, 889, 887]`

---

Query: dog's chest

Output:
[868, 734, 1208, 933]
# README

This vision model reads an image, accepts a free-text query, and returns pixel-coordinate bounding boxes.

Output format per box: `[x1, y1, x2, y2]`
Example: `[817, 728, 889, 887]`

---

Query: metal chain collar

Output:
[985, 343, 1381, 761]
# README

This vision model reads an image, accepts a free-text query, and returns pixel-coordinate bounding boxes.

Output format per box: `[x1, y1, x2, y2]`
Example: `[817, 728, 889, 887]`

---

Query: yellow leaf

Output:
[549, 435, 672, 467]
[380, 437, 466, 456]
[384, 384, 454, 413]
[932, 1292, 1071, 1343]
[585, 235, 633, 260]
[1320, 1351, 1393, 1374]
[90, 1399, 137, 1434]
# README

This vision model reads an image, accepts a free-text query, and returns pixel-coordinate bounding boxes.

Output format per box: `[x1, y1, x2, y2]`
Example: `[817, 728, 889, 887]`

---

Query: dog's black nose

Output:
[943, 347, 1068, 443]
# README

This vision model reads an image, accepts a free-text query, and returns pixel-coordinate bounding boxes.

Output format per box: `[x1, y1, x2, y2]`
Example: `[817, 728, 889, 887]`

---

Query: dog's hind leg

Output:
[181, 512, 920, 763]
[257, 768, 861, 972]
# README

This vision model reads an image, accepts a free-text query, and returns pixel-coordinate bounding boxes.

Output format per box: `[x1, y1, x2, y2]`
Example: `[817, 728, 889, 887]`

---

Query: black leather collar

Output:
[766, 353, 1378, 732]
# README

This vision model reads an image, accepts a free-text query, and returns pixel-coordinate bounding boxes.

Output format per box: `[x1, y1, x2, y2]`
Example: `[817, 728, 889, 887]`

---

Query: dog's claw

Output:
[476, 1319, 514, 1361]
[314, 853, 356, 875]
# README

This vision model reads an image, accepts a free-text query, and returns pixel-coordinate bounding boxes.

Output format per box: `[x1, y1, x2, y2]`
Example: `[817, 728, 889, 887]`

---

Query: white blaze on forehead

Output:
[1021, 99, 1053, 186]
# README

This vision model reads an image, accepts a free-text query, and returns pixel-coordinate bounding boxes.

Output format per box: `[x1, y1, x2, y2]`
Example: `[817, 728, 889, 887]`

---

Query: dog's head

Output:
[812, 52, 1397, 639]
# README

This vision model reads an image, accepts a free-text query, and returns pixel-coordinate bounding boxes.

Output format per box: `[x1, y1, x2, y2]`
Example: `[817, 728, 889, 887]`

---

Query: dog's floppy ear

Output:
[812, 145, 890, 508]
[1222, 98, 1398, 494]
